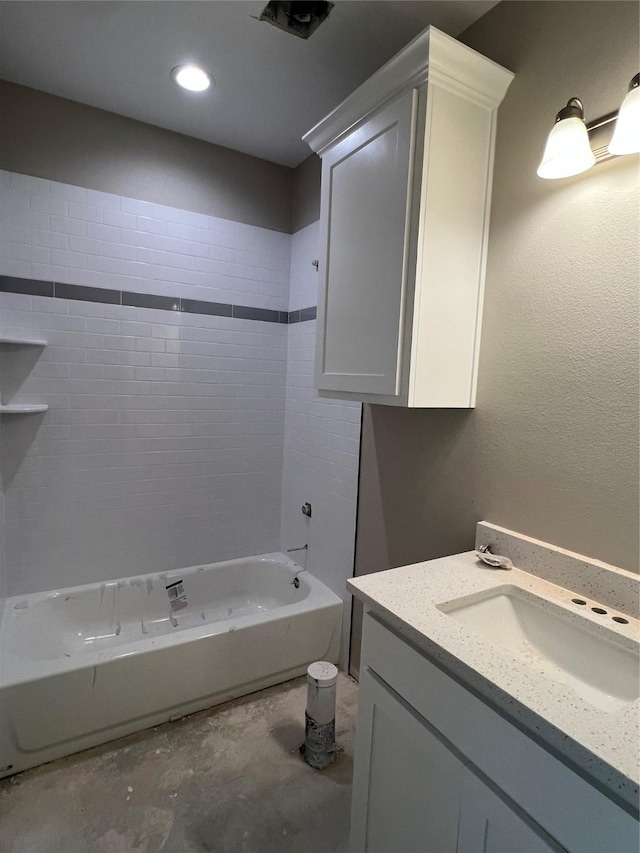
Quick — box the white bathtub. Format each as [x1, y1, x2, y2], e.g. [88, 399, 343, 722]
[0, 553, 342, 777]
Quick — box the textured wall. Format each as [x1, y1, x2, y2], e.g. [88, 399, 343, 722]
[281, 222, 361, 664]
[0, 171, 289, 594]
[355, 0, 640, 590]
[0, 81, 293, 233]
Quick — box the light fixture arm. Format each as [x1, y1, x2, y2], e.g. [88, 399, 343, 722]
[555, 97, 585, 123]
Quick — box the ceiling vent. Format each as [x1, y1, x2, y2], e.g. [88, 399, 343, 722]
[259, 1, 334, 39]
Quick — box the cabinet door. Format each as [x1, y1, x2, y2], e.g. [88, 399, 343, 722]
[457, 771, 562, 853]
[316, 89, 417, 396]
[350, 668, 464, 853]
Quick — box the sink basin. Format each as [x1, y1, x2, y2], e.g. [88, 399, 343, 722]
[438, 586, 639, 713]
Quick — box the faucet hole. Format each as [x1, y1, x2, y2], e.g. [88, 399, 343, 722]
[591, 607, 607, 615]
[612, 616, 629, 624]
[571, 598, 587, 605]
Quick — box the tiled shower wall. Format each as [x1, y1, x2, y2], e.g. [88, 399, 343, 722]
[0, 170, 289, 595]
[281, 222, 362, 656]
[0, 172, 362, 639]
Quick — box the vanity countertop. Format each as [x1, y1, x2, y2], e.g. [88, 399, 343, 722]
[348, 549, 640, 813]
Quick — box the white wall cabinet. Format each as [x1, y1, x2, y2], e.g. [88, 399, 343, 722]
[350, 612, 639, 853]
[303, 27, 513, 407]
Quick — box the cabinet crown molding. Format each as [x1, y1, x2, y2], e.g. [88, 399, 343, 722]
[302, 26, 514, 156]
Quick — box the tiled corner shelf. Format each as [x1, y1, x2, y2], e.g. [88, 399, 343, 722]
[0, 336, 47, 346]
[0, 334, 48, 414]
[0, 404, 49, 414]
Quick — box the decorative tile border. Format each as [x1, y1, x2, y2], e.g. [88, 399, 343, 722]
[0, 275, 316, 325]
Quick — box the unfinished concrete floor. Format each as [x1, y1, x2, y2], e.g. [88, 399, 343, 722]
[0, 672, 359, 853]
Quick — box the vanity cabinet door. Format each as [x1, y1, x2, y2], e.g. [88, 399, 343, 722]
[457, 771, 563, 853]
[350, 667, 464, 853]
[316, 89, 417, 397]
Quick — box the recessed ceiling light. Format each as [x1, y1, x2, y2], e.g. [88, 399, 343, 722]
[171, 65, 211, 93]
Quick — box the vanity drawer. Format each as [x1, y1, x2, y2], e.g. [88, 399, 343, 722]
[360, 610, 638, 853]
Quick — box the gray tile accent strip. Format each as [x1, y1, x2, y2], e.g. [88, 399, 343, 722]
[0, 275, 317, 325]
[232, 305, 281, 323]
[123, 292, 180, 311]
[180, 299, 232, 318]
[0, 275, 53, 298]
[55, 282, 120, 304]
[289, 306, 317, 324]
[298, 306, 317, 322]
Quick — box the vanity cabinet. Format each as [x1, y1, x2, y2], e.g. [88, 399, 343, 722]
[351, 611, 638, 853]
[303, 28, 513, 407]
[353, 668, 555, 853]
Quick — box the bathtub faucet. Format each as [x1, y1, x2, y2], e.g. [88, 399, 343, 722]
[287, 544, 308, 588]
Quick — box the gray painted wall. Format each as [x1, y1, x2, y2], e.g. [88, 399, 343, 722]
[0, 80, 293, 233]
[292, 154, 321, 234]
[354, 0, 639, 617]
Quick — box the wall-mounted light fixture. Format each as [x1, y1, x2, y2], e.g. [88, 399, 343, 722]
[537, 73, 640, 179]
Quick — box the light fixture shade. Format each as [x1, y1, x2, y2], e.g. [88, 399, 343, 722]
[608, 76, 640, 155]
[171, 65, 211, 92]
[537, 115, 596, 180]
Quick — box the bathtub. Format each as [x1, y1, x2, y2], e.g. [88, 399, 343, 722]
[0, 553, 342, 778]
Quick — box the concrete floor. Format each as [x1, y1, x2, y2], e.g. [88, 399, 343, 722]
[0, 673, 359, 853]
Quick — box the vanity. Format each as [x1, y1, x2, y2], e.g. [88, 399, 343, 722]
[347, 523, 640, 852]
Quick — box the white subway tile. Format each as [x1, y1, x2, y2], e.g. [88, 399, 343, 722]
[11, 243, 51, 264]
[86, 222, 119, 242]
[0, 207, 50, 231]
[3, 189, 30, 210]
[32, 229, 68, 250]
[49, 182, 87, 202]
[69, 235, 103, 255]
[0, 257, 31, 277]
[30, 195, 69, 217]
[85, 188, 120, 210]
[50, 249, 86, 268]
[0, 224, 32, 244]
[135, 216, 167, 236]
[51, 216, 86, 237]
[68, 202, 104, 223]
[103, 242, 137, 261]
[104, 209, 135, 229]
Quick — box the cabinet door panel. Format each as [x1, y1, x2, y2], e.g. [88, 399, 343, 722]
[457, 771, 562, 853]
[317, 90, 416, 396]
[350, 669, 463, 853]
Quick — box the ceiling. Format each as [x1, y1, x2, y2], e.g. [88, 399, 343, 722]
[0, 1, 498, 168]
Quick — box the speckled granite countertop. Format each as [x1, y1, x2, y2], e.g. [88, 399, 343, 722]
[348, 548, 640, 813]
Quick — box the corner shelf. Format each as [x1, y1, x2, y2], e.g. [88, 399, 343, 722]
[0, 336, 47, 346]
[0, 404, 49, 414]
